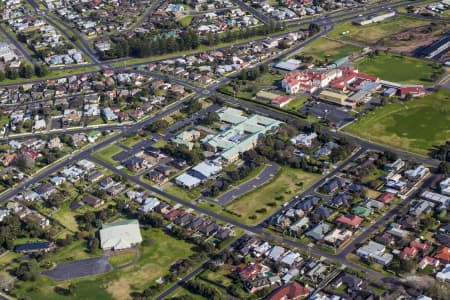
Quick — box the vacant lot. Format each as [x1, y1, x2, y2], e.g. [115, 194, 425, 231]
[226, 166, 321, 225]
[344, 89, 450, 155]
[329, 16, 431, 44]
[299, 37, 361, 62]
[355, 53, 442, 85]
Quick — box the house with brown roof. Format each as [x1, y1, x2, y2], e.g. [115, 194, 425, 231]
[265, 281, 310, 300]
[82, 194, 104, 208]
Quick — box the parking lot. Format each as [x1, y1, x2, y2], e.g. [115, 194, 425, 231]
[301, 101, 355, 128]
[42, 254, 112, 281]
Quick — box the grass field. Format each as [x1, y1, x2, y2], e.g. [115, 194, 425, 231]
[328, 16, 431, 44]
[15, 228, 196, 300]
[226, 166, 321, 225]
[355, 53, 442, 86]
[108, 251, 137, 268]
[283, 96, 309, 112]
[92, 144, 123, 165]
[299, 37, 361, 62]
[344, 89, 450, 155]
[119, 135, 143, 148]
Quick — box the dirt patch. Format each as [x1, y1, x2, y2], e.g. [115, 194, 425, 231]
[106, 263, 164, 299]
[384, 23, 450, 54]
[107, 279, 132, 300]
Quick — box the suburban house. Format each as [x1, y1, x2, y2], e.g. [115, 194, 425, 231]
[265, 281, 311, 300]
[356, 241, 393, 266]
[82, 194, 104, 208]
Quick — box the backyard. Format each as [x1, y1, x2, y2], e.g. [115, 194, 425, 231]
[344, 89, 450, 155]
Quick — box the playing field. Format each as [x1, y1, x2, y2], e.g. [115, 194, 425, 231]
[355, 54, 442, 86]
[299, 37, 361, 62]
[344, 90, 450, 156]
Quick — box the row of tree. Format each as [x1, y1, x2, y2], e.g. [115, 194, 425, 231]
[0, 64, 49, 81]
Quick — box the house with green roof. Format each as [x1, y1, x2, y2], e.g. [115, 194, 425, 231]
[352, 206, 372, 217]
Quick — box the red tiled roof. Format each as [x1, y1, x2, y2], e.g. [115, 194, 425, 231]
[419, 256, 439, 269]
[400, 247, 418, 259]
[238, 263, 263, 281]
[400, 86, 424, 95]
[336, 214, 363, 228]
[266, 282, 310, 300]
[410, 240, 430, 251]
[377, 192, 395, 203]
[435, 247, 450, 262]
[272, 96, 292, 105]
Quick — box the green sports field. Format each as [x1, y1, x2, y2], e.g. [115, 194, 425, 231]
[355, 54, 443, 86]
[344, 90, 450, 156]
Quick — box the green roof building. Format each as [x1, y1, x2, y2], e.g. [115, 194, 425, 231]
[352, 206, 372, 217]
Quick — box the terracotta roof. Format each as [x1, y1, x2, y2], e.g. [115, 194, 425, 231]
[266, 282, 310, 300]
[377, 192, 395, 203]
[435, 247, 450, 262]
[336, 214, 363, 228]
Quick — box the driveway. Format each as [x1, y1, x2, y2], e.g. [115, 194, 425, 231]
[42, 252, 113, 281]
[216, 163, 280, 206]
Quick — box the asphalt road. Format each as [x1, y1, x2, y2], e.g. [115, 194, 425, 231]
[215, 163, 281, 206]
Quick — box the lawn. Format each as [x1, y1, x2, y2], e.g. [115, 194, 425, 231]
[283, 96, 309, 112]
[51, 201, 80, 232]
[152, 140, 167, 148]
[108, 251, 137, 268]
[179, 16, 193, 27]
[15, 228, 196, 300]
[328, 16, 431, 44]
[225, 166, 321, 225]
[164, 183, 202, 201]
[355, 53, 442, 86]
[92, 144, 123, 165]
[119, 135, 143, 148]
[344, 89, 450, 156]
[299, 37, 361, 62]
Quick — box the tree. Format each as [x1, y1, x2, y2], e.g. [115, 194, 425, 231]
[308, 23, 320, 36]
[19, 64, 34, 78]
[0, 70, 5, 81]
[34, 64, 49, 77]
[146, 119, 169, 132]
[5, 66, 18, 79]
